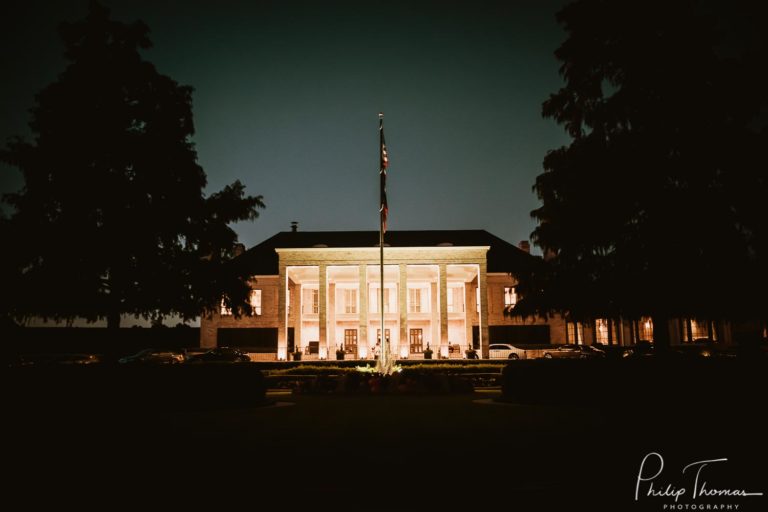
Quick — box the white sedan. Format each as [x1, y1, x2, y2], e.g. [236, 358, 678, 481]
[488, 343, 526, 360]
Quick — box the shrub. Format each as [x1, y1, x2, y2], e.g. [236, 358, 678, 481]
[499, 358, 765, 405]
[9, 364, 268, 411]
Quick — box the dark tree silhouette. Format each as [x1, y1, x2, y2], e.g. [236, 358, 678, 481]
[0, 2, 264, 328]
[519, 0, 767, 348]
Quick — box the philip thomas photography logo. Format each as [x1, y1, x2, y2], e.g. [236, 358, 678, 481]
[635, 452, 763, 510]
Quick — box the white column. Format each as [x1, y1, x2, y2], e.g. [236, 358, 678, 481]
[439, 263, 448, 358]
[478, 261, 489, 358]
[359, 264, 368, 358]
[430, 281, 439, 352]
[319, 264, 327, 359]
[328, 282, 336, 354]
[399, 263, 408, 359]
[292, 278, 301, 352]
[464, 281, 473, 351]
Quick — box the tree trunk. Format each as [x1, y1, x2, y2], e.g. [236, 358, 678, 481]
[651, 315, 670, 354]
[732, 319, 763, 356]
[107, 311, 121, 329]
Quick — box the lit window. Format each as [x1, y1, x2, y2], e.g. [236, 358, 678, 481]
[343, 289, 357, 314]
[409, 288, 422, 313]
[250, 289, 262, 316]
[448, 286, 463, 313]
[595, 319, 610, 344]
[220, 299, 232, 316]
[303, 288, 319, 314]
[371, 287, 390, 313]
[567, 322, 583, 344]
[504, 287, 517, 310]
[595, 319, 619, 344]
[687, 319, 715, 341]
[638, 317, 653, 342]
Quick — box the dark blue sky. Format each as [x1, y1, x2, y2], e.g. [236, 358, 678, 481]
[1, 0, 570, 251]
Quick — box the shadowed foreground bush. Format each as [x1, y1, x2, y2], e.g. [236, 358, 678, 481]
[8, 364, 268, 411]
[500, 358, 766, 405]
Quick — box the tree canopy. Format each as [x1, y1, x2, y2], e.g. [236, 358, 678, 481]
[518, 0, 767, 338]
[1, 1, 264, 327]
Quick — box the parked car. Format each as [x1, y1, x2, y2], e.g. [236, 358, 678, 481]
[592, 343, 637, 359]
[10, 353, 102, 367]
[118, 348, 186, 364]
[542, 344, 604, 359]
[488, 343, 524, 359]
[621, 340, 654, 358]
[185, 347, 251, 363]
[673, 339, 737, 358]
[620, 340, 738, 358]
[576, 345, 606, 358]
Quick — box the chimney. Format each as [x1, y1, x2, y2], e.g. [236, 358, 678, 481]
[290, 221, 298, 232]
[518, 240, 531, 253]
[232, 243, 245, 257]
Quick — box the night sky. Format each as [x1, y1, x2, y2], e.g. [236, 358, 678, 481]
[1, 0, 569, 251]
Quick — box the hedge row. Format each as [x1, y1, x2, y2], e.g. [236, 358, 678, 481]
[264, 363, 504, 376]
[8, 364, 268, 411]
[283, 370, 475, 395]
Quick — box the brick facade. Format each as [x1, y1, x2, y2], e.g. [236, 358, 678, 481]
[199, 230, 569, 359]
[200, 275, 280, 348]
[486, 273, 567, 343]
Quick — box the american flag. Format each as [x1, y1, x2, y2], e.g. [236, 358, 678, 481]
[379, 113, 389, 233]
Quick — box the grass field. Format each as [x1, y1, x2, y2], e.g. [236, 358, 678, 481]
[8, 385, 766, 510]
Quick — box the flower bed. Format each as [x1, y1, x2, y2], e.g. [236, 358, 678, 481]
[284, 370, 475, 395]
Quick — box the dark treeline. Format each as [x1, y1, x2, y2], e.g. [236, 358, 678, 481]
[0, 2, 264, 328]
[517, 0, 767, 348]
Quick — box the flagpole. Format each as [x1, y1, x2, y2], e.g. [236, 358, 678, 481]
[380, 192, 386, 370]
[378, 113, 388, 373]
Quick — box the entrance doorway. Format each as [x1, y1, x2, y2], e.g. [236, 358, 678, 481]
[344, 329, 358, 357]
[409, 328, 424, 353]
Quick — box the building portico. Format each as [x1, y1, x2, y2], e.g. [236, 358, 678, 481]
[276, 246, 489, 360]
[201, 229, 567, 358]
